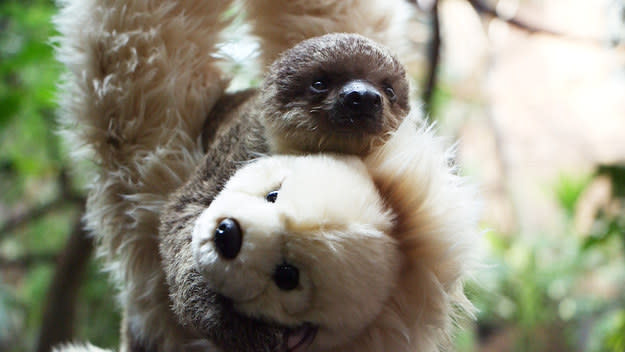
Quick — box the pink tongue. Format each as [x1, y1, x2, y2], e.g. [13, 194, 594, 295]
[287, 327, 314, 352]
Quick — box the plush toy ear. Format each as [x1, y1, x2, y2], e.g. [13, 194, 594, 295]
[363, 111, 481, 349]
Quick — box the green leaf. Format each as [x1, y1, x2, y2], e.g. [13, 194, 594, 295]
[0, 93, 21, 129]
[553, 173, 591, 216]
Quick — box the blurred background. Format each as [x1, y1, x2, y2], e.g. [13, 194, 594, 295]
[0, 0, 623, 351]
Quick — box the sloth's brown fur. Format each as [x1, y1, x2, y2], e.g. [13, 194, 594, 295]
[53, 0, 416, 351]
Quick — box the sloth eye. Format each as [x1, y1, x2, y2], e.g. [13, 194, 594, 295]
[266, 191, 278, 203]
[310, 80, 328, 93]
[384, 86, 397, 102]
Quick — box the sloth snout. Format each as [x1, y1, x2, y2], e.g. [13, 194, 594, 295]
[338, 80, 382, 115]
[214, 218, 242, 259]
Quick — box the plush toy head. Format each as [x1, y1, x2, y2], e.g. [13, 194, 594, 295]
[166, 113, 480, 352]
[192, 155, 401, 351]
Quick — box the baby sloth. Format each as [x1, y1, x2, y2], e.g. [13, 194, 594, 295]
[257, 33, 410, 155]
[162, 115, 481, 352]
[203, 33, 410, 158]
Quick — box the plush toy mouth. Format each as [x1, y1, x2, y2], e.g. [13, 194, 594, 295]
[285, 323, 318, 352]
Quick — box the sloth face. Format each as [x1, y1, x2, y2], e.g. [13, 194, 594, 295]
[191, 155, 400, 351]
[260, 33, 410, 155]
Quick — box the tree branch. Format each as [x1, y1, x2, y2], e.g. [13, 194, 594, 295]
[0, 253, 58, 268]
[0, 167, 84, 238]
[467, 0, 559, 35]
[423, 0, 441, 118]
[36, 207, 94, 352]
[0, 194, 84, 238]
[466, 0, 609, 45]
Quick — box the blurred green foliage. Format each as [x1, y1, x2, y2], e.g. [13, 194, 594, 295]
[554, 173, 591, 217]
[457, 172, 625, 352]
[0, 0, 119, 351]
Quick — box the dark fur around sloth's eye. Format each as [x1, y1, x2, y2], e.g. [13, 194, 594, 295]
[266, 191, 278, 203]
[384, 86, 397, 102]
[310, 79, 328, 94]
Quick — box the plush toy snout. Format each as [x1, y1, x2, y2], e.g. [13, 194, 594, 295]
[213, 217, 301, 291]
[273, 263, 300, 291]
[192, 155, 403, 349]
[213, 218, 243, 259]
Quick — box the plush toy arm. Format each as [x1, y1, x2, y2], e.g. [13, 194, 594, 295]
[54, 0, 236, 349]
[245, 0, 416, 67]
[362, 113, 481, 351]
[53, 343, 113, 352]
[55, 0, 234, 167]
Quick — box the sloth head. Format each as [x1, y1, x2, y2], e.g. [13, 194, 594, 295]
[259, 33, 410, 155]
[191, 155, 400, 351]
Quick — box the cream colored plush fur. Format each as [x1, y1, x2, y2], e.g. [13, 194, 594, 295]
[54, 0, 417, 351]
[361, 115, 480, 352]
[190, 113, 480, 352]
[53, 344, 111, 352]
[192, 155, 400, 351]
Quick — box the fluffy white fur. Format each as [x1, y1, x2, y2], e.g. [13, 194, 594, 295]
[53, 344, 112, 352]
[190, 113, 480, 352]
[193, 155, 399, 350]
[361, 115, 481, 352]
[53, 0, 416, 350]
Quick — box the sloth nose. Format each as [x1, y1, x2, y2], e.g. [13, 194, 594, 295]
[339, 81, 382, 114]
[273, 263, 300, 291]
[214, 218, 242, 259]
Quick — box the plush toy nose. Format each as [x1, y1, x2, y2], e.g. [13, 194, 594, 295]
[214, 218, 242, 259]
[273, 263, 300, 291]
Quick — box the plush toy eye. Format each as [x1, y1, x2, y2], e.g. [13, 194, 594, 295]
[266, 191, 278, 203]
[310, 79, 328, 93]
[384, 86, 397, 102]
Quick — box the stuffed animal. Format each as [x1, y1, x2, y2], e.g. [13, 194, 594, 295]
[187, 155, 401, 352]
[53, 0, 481, 351]
[57, 110, 480, 352]
[159, 113, 481, 352]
